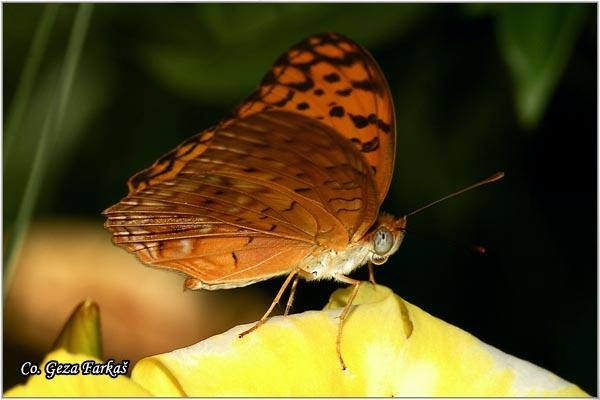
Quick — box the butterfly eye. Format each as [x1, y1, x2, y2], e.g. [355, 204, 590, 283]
[373, 228, 394, 256]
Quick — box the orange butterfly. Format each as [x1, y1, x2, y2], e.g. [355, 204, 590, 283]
[104, 32, 500, 369]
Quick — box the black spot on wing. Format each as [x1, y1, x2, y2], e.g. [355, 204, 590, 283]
[361, 137, 380, 152]
[376, 119, 391, 133]
[329, 106, 345, 117]
[323, 72, 341, 83]
[351, 79, 382, 95]
[286, 78, 314, 92]
[282, 201, 297, 212]
[349, 113, 369, 129]
[348, 112, 392, 134]
[335, 88, 352, 96]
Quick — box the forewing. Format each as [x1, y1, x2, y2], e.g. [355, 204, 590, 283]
[104, 110, 380, 288]
[234, 32, 396, 203]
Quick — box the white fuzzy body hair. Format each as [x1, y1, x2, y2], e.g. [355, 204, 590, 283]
[298, 242, 372, 281]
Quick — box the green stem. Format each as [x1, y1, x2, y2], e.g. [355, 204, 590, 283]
[4, 4, 94, 297]
[4, 4, 59, 154]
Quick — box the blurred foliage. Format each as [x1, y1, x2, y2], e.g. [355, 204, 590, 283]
[463, 3, 589, 129]
[4, 4, 94, 292]
[141, 4, 431, 102]
[495, 4, 587, 129]
[3, 3, 596, 394]
[5, 4, 58, 153]
[4, 52, 112, 233]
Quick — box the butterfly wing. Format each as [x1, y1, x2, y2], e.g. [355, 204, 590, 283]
[234, 32, 396, 205]
[104, 110, 380, 289]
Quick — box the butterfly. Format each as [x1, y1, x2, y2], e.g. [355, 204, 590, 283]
[104, 32, 501, 369]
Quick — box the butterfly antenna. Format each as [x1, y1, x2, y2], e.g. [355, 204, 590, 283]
[404, 171, 504, 218]
[395, 225, 488, 255]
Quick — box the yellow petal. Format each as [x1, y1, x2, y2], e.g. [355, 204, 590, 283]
[4, 349, 150, 397]
[132, 284, 588, 397]
[52, 299, 103, 358]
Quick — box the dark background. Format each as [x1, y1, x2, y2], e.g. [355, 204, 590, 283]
[4, 3, 597, 394]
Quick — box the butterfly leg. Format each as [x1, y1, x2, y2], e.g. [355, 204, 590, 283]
[238, 270, 298, 339]
[367, 261, 377, 285]
[334, 274, 362, 370]
[284, 274, 300, 316]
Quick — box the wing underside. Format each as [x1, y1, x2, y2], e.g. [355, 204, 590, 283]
[104, 111, 379, 288]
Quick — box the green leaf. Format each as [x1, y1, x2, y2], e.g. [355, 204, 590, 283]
[3, 4, 94, 295]
[496, 4, 587, 129]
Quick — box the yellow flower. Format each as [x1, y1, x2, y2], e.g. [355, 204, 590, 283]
[5, 285, 588, 397]
[5, 349, 150, 397]
[5, 300, 149, 397]
[132, 284, 587, 397]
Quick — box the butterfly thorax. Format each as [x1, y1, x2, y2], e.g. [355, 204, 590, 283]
[299, 241, 372, 280]
[299, 213, 406, 281]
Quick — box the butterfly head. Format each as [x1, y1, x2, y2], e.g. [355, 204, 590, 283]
[368, 214, 407, 265]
